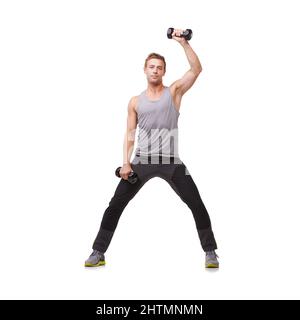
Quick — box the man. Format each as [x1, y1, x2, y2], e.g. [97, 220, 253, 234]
[85, 29, 219, 268]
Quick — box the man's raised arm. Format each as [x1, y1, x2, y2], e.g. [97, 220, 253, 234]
[171, 28, 202, 96]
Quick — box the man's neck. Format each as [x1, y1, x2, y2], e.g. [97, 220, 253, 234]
[146, 83, 165, 95]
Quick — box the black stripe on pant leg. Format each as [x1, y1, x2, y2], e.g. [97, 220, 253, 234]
[168, 163, 218, 251]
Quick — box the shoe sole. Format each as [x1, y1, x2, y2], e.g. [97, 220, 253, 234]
[206, 263, 219, 268]
[85, 261, 106, 267]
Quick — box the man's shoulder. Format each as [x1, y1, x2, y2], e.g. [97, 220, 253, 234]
[128, 95, 140, 113]
[168, 83, 178, 95]
[130, 95, 139, 103]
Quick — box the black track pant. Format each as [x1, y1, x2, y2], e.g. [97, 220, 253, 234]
[92, 156, 217, 253]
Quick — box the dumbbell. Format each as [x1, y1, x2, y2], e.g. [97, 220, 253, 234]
[115, 167, 139, 184]
[167, 28, 193, 41]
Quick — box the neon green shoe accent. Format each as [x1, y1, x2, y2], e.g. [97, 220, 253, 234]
[85, 260, 106, 267]
[206, 263, 219, 268]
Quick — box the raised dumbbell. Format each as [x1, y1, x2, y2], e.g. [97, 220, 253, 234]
[115, 167, 139, 184]
[167, 28, 193, 41]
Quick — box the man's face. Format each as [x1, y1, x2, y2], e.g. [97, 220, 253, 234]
[144, 58, 165, 84]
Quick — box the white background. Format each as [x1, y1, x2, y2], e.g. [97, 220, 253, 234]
[1, 0, 300, 299]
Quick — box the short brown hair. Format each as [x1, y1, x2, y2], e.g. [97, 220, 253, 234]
[144, 52, 166, 72]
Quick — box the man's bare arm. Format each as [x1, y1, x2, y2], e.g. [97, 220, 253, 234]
[170, 29, 202, 96]
[123, 96, 138, 165]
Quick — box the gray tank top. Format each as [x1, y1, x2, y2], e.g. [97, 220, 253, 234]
[134, 86, 180, 159]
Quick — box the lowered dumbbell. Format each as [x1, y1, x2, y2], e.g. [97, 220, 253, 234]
[167, 28, 193, 41]
[115, 167, 139, 184]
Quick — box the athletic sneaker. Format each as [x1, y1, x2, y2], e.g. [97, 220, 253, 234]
[205, 250, 219, 268]
[85, 250, 106, 267]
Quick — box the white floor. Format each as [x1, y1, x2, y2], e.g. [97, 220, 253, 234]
[1, 176, 300, 300]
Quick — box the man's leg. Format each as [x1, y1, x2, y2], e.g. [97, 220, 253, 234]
[166, 162, 218, 252]
[92, 171, 147, 253]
